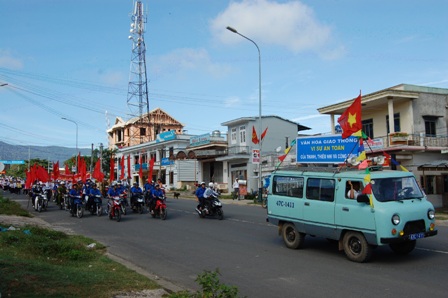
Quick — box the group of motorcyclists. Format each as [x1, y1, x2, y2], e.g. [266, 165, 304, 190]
[20, 176, 224, 219]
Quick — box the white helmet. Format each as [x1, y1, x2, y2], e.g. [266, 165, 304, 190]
[209, 182, 214, 188]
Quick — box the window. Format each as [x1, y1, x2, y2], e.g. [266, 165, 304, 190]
[306, 178, 335, 202]
[362, 119, 374, 139]
[231, 128, 237, 144]
[386, 113, 401, 134]
[140, 127, 146, 136]
[423, 116, 437, 137]
[421, 175, 436, 195]
[273, 176, 304, 198]
[239, 125, 246, 144]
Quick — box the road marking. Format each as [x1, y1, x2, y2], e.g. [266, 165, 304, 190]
[416, 247, 448, 254]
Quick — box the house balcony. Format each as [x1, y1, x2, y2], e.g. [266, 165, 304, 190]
[227, 146, 250, 155]
[366, 132, 448, 152]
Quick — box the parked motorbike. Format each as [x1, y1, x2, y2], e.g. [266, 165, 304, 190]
[196, 193, 224, 220]
[108, 196, 122, 222]
[132, 193, 145, 214]
[151, 195, 167, 220]
[34, 192, 48, 213]
[71, 195, 84, 218]
[87, 194, 103, 216]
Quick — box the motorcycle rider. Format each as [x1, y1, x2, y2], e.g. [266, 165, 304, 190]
[69, 183, 82, 215]
[56, 181, 68, 207]
[89, 183, 102, 211]
[203, 182, 219, 214]
[195, 182, 207, 212]
[130, 182, 143, 209]
[107, 182, 121, 214]
[31, 181, 44, 209]
[150, 184, 164, 215]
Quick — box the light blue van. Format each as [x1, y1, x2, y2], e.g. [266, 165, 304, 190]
[266, 167, 438, 262]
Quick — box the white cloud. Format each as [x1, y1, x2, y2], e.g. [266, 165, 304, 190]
[151, 48, 232, 79]
[224, 96, 241, 107]
[292, 114, 327, 122]
[211, 0, 333, 53]
[0, 49, 24, 69]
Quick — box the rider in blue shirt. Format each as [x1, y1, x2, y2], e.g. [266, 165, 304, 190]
[69, 184, 82, 215]
[89, 183, 102, 205]
[130, 182, 143, 208]
[195, 182, 207, 212]
[150, 184, 164, 214]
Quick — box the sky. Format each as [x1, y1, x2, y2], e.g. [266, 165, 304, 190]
[1, 0, 447, 158]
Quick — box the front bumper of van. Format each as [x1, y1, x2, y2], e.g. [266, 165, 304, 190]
[380, 230, 438, 244]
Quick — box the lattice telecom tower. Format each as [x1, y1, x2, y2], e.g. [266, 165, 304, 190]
[127, 0, 150, 144]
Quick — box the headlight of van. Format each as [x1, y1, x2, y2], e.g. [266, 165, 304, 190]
[391, 214, 400, 225]
[428, 209, 435, 220]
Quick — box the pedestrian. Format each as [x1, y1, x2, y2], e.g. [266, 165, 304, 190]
[232, 178, 240, 200]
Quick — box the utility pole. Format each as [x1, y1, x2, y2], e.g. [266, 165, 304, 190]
[90, 143, 94, 172]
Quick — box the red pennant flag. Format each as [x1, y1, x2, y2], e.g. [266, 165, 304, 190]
[120, 156, 125, 180]
[252, 126, 259, 144]
[127, 155, 131, 179]
[362, 183, 372, 194]
[110, 157, 115, 183]
[337, 93, 362, 139]
[139, 154, 143, 179]
[53, 161, 60, 181]
[148, 157, 155, 183]
[278, 154, 287, 162]
[65, 163, 70, 174]
[261, 127, 268, 141]
[93, 159, 104, 182]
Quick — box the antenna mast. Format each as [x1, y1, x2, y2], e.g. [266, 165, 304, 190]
[127, 0, 150, 144]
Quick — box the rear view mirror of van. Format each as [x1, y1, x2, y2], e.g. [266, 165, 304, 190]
[357, 194, 370, 204]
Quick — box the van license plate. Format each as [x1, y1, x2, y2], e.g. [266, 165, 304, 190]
[409, 233, 424, 240]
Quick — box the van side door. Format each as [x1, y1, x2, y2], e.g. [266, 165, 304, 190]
[302, 178, 336, 238]
[335, 179, 376, 238]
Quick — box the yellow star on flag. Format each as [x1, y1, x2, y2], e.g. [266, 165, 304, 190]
[348, 112, 357, 127]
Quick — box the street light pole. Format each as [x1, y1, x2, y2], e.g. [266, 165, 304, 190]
[61, 117, 78, 172]
[226, 26, 263, 202]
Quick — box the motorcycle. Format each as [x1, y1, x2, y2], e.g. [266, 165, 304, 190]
[63, 194, 70, 211]
[71, 195, 84, 218]
[34, 192, 48, 213]
[119, 193, 128, 215]
[196, 193, 224, 220]
[132, 193, 145, 214]
[87, 194, 103, 216]
[151, 195, 167, 220]
[107, 196, 122, 222]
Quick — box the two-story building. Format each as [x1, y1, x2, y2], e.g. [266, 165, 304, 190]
[318, 84, 448, 207]
[217, 116, 310, 194]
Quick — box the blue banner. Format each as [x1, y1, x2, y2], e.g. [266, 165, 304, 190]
[156, 131, 176, 143]
[0, 160, 25, 164]
[296, 135, 359, 163]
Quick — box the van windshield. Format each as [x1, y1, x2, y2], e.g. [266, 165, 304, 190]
[371, 177, 424, 202]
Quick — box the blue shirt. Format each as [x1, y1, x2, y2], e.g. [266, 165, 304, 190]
[151, 188, 164, 198]
[89, 188, 102, 197]
[131, 186, 143, 194]
[69, 188, 81, 197]
[107, 187, 121, 197]
[195, 186, 206, 199]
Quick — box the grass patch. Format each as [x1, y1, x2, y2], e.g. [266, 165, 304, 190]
[0, 195, 32, 217]
[0, 225, 160, 297]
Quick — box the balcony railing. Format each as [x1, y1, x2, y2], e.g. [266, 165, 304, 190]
[227, 146, 250, 155]
[367, 133, 448, 150]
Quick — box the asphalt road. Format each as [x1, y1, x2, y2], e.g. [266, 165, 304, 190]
[4, 192, 448, 298]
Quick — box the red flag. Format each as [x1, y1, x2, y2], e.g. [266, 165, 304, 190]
[337, 93, 362, 139]
[252, 126, 259, 144]
[65, 163, 70, 174]
[261, 127, 268, 141]
[148, 157, 155, 183]
[127, 155, 131, 179]
[120, 156, 125, 180]
[362, 183, 372, 194]
[278, 154, 287, 162]
[53, 161, 60, 181]
[92, 159, 104, 181]
[110, 157, 115, 183]
[78, 156, 87, 182]
[36, 165, 49, 182]
[139, 154, 143, 179]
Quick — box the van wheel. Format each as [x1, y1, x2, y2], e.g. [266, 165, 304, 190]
[342, 231, 372, 263]
[282, 223, 305, 249]
[389, 240, 416, 255]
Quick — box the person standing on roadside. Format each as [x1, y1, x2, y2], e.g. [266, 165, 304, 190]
[232, 178, 240, 200]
